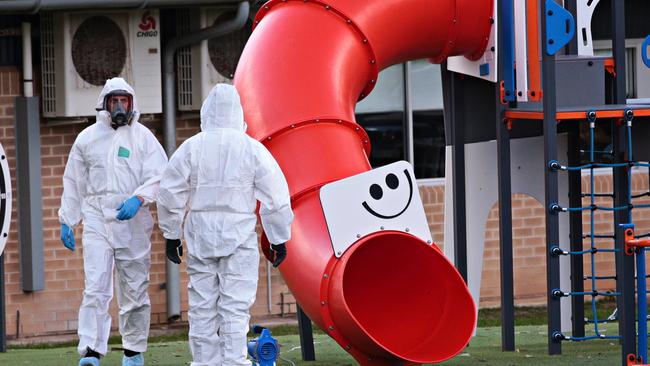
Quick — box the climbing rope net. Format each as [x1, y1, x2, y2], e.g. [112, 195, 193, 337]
[546, 109, 650, 361]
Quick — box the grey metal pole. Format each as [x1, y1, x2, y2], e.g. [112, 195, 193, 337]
[495, 0, 514, 352]
[403, 62, 414, 165]
[21, 22, 33, 97]
[567, 121, 585, 338]
[161, 0, 249, 321]
[540, 0, 561, 355]
[564, 0, 585, 339]
[266, 260, 272, 314]
[297, 305, 315, 361]
[440, 65, 469, 284]
[609, 1, 635, 364]
[0, 253, 6, 353]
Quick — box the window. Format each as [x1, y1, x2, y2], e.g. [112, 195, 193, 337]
[587, 45, 638, 163]
[410, 60, 445, 179]
[356, 64, 406, 168]
[579, 121, 615, 164]
[355, 61, 446, 179]
[413, 110, 445, 178]
[594, 46, 637, 99]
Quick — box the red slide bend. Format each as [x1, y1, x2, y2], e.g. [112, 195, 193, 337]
[234, 1, 494, 364]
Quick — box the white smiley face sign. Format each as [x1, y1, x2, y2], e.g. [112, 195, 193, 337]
[320, 160, 433, 258]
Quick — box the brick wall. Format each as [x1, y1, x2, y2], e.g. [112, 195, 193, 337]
[419, 171, 650, 308]
[3, 63, 650, 338]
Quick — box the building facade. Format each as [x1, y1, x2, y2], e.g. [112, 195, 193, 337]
[1, 0, 650, 340]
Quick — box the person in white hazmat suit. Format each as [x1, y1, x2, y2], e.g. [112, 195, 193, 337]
[58, 78, 168, 366]
[157, 84, 293, 366]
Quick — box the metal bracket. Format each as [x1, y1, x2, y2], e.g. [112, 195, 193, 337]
[545, 0, 575, 56]
[625, 109, 634, 125]
[499, 81, 508, 105]
[547, 160, 561, 171]
[622, 224, 650, 256]
[587, 110, 597, 124]
[549, 245, 565, 256]
[628, 354, 649, 366]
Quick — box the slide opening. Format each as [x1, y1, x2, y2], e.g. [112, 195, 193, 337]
[341, 232, 475, 362]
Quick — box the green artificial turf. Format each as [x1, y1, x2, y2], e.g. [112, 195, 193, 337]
[0, 324, 626, 365]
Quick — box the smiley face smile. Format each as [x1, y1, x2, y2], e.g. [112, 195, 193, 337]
[361, 169, 414, 219]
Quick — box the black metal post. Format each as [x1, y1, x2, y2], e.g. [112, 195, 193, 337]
[441, 66, 468, 282]
[451, 73, 468, 283]
[615, 218, 636, 365]
[0, 253, 6, 353]
[496, 105, 515, 352]
[296, 305, 315, 361]
[610, 0, 627, 104]
[494, 0, 515, 351]
[565, 0, 578, 55]
[568, 121, 585, 338]
[609, 1, 635, 365]
[540, 0, 562, 355]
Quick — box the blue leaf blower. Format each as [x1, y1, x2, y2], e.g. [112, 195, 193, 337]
[248, 325, 279, 366]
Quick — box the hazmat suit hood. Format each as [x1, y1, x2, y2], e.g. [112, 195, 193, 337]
[200, 84, 247, 132]
[95, 77, 140, 126]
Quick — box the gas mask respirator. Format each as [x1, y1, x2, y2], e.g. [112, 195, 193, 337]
[111, 100, 129, 126]
[100, 90, 134, 129]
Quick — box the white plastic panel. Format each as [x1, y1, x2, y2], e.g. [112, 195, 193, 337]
[320, 161, 433, 258]
[514, 0, 529, 101]
[443, 135, 572, 333]
[0, 143, 12, 255]
[447, 2, 498, 82]
[577, 0, 601, 56]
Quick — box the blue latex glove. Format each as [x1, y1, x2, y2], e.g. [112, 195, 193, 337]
[61, 223, 75, 251]
[116, 196, 143, 221]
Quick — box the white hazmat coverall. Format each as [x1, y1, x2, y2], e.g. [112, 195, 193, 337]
[58, 78, 168, 356]
[157, 84, 293, 366]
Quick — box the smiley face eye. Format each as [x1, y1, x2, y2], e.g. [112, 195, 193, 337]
[386, 173, 399, 190]
[369, 184, 383, 200]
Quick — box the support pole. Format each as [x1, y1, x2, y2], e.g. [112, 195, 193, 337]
[450, 72, 468, 283]
[297, 305, 315, 361]
[540, 0, 562, 355]
[403, 62, 414, 165]
[565, 0, 578, 55]
[568, 121, 585, 338]
[608, 2, 635, 365]
[495, 0, 515, 352]
[496, 106, 515, 352]
[0, 253, 5, 353]
[616, 220, 636, 365]
[636, 248, 647, 363]
[441, 65, 468, 283]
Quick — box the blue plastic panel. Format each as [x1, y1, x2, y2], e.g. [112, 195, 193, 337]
[545, 0, 575, 56]
[501, 0, 516, 102]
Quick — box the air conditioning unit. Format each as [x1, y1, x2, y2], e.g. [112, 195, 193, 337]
[40, 10, 162, 118]
[176, 7, 251, 111]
